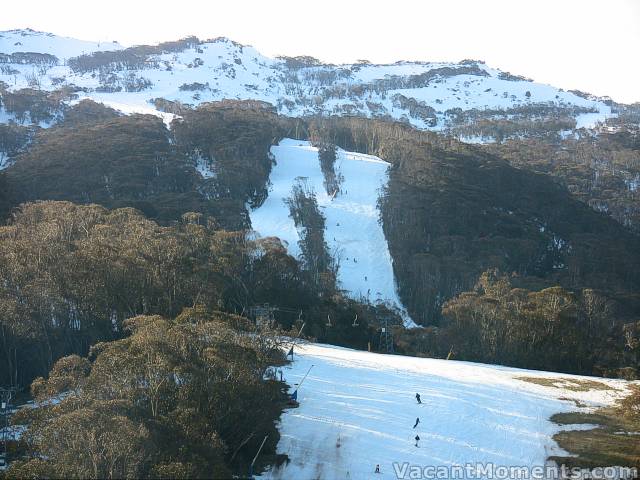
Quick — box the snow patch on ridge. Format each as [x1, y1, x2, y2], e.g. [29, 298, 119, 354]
[0, 151, 10, 170]
[0, 30, 616, 135]
[0, 28, 123, 58]
[249, 139, 416, 327]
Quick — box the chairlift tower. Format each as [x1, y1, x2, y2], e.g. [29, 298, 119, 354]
[247, 304, 303, 329]
[248, 303, 276, 328]
[378, 316, 394, 354]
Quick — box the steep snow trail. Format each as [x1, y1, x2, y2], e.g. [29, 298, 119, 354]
[249, 139, 415, 327]
[261, 343, 629, 480]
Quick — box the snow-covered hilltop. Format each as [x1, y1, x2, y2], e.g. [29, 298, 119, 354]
[0, 28, 122, 58]
[0, 29, 614, 133]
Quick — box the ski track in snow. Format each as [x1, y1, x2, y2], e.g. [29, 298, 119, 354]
[260, 343, 629, 480]
[249, 139, 416, 327]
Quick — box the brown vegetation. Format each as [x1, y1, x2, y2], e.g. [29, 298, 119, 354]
[7, 310, 287, 478]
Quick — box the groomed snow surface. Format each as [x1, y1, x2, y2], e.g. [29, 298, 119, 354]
[249, 139, 415, 327]
[261, 343, 630, 480]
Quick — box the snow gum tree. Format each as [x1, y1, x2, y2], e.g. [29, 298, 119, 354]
[8, 309, 287, 479]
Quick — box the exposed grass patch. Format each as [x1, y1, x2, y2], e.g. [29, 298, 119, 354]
[549, 408, 640, 470]
[558, 396, 588, 408]
[517, 376, 615, 392]
[518, 376, 640, 469]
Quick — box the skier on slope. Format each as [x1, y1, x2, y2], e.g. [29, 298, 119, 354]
[415, 393, 421, 404]
[413, 417, 420, 429]
[375, 464, 380, 474]
[414, 434, 420, 447]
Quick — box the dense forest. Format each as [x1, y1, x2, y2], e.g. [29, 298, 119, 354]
[0, 201, 387, 477]
[0, 98, 299, 228]
[395, 270, 639, 378]
[305, 116, 640, 377]
[483, 129, 640, 234]
[0, 98, 639, 476]
[0, 101, 639, 378]
[7, 310, 288, 478]
[0, 201, 384, 388]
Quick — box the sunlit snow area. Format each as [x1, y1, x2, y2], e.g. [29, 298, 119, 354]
[250, 139, 415, 327]
[0, 29, 615, 136]
[260, 343, 630, 480]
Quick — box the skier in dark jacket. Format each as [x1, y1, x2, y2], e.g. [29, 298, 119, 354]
[414, 434, 420, 447]
[413, 417, 420, 428]
[375, 464, 380, 474]
[415, 393, 421, 404]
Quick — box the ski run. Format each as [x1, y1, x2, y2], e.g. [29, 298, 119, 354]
[249, 139, 416, 327]
[260, 343, 633, 480]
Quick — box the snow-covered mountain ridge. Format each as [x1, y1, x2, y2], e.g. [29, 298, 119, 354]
[0, 29, 615, 133]
[0, 28, 123, 58]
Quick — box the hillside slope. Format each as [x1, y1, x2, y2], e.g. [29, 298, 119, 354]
[250, 139, 413, 326]
[0, 28, 122, 57]
[262, 343, 633, 479]
[0, 29, 614, 135]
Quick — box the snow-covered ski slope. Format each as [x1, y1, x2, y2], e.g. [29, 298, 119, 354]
[250, 139, 415, 326]
[0, 29, 614, 132]
[262, 343, 632, 480]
